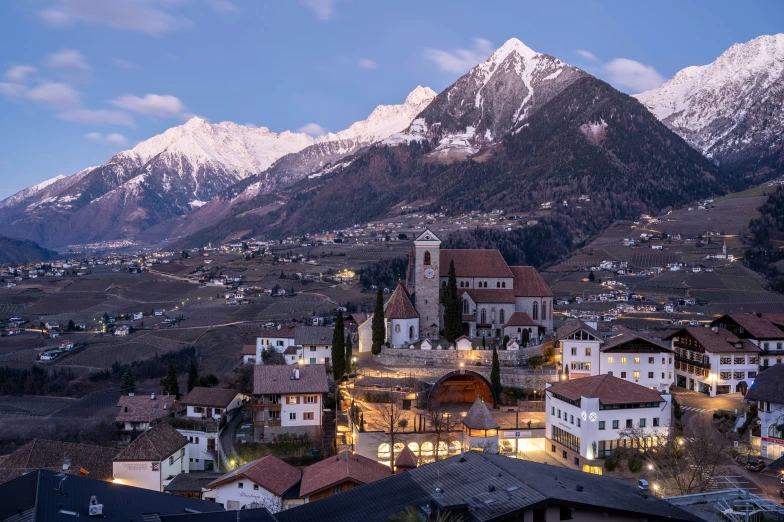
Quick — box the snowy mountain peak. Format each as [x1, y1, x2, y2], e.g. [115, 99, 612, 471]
[405, 86, 437, 106]
[488, 37, 540, 64]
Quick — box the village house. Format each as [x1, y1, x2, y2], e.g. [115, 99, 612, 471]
[745, 364, 784, 461]
[241, 344, 256, 364]
[112, 422, 189, 491]
[665, 326, 761, 396]
[546, 374, 672, 473]
[297, 451, 391, 503]
[251, 364, 329, 442]
[0, 439, 117, 485]
[164, 471, 223, 499]
[115, 393, 178, 443]
[710, 313, 784, 369]
[292, 326, 334, 365]
[254, 325, 297, 360]
[202, 455, 301, 512]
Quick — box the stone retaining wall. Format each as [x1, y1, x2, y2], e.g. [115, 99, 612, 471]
[377, 344, 542, 367]
[363, 364, 556, 390]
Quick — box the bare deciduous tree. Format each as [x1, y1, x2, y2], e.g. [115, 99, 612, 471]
[377, 399, 409, 473]
[424, 398, 462, 461]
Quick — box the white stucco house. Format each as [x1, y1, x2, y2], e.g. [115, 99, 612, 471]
[112, 422, 189, 491]
[202, 455, 301, 512]
[746, 364, 784, 461]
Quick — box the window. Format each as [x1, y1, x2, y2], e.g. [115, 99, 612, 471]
[577, 418, 581, 427]
[552, 426, 580, 452]
[734, 357, 745, 364]
[648, 357, 654, 364]
[194, 406, 204, 413]
[502, 282, 506, 288]
[409, 326, 415, 339]
[626, 419, 633, 428]
[720, 357, 731, 364]
[542, 302, 547, 321]
[557, 409, 561, 419]
[653, 417, 659, 427]
[633, 371, 640, 379]
[585, 348, 592, 356]
[634, 357, 641, 364]
[571, 348, 577, 356]
[621, 357, 627, 364]
[395, 324, 400, 333]
[621, 372, 627, 378]
[532, 302, 538, 320]
[254, 484, 259, 490]
[599, 421, 605, 430]
[662, 357, 666, 364]
[764, 342, 770, 350]
[169, 456, 174, 465]
[309, 358, 316, 364]
[310, 346, 316, 351]
[612, 420, 619, 429]
[499, 309, 505, 324]
[424, 251, 431, 265]
[535, 508, 547, 522]
[552, 407, 555, 415]
[639, 418, 646, 427]
[734, 371, 745, 379]
[563, 451, 568, 459]
[560, 506, 573, 521]
[306, 395, 315, 404]
[238, 482, 243, 489]
[481, 309, 487, 324]
[607, 356, 614, 364]
[289, 412, 296, 420]
[276, 340, 284, 346]
[463, 300, 468, 314]
[304, 412, 314, 420]
[720, 371, 731, 379]
[570, 415, 574, 424]
[749, 371, 757, 378]
[648, 372, 654, 378]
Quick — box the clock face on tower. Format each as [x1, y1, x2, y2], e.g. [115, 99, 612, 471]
[424, 268, 435, 279]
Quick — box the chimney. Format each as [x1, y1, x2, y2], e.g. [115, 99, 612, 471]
[151, 393, 155, 400]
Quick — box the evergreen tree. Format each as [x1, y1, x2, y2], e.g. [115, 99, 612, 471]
[491, 345, 501, 402]
[345, 333, 353, 373]
[161, 361, 180, 398]
[187, 360, 198, 392]
[588, 270, 596, 282]
[120, 369, 136, 395]
[443, 260, 462, 342]
[331, 310, 345, 380]
[371, 286, 385, 355]
[67, 319, 76, 331]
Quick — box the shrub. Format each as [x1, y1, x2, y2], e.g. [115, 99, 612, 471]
[604, 455, 619, 472]
[628, 457, 643, 473]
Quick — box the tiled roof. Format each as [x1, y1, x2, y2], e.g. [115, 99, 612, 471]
[257, 326, 297, 339]
[510, 266, 553, 297]
[504, 311, 537, 327]
[299, 451, 391, 498]
[746, 364, 784, 404]
[394, 446, 418, 469]
[439, 250, 513, 278]
[462, 288, 516, 304]
[253, 364, 329, 395]
[206, 455, 301, 496]
[347, 313, 369, 324]
[556, 319, 603, 342]
[295, 326, 334, 346]
[384, 284, 419, 319]
[0, 439, 116, 485]
[761, 313, 784, 329]
[181, 387, 242, 408]
[241, 344, 256, 355]
[165, 471, 223, 493]
[715, 314, 784, 339]
[462, 398, 499, 430]
[601, 326, 671, 352]
[283, 345, 298, 355]
[116, 393, 177, 422]
[114, 422, 188, 462]
[547, 374, 665, 405]
[664, 327, 760, 354]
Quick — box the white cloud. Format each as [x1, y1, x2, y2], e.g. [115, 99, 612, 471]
[576, 49, 598, 61]
[358, 58, 377, 70]
[84, 132, 130, 145]
[5, 65, 37, 83]
[206, 0, 239, 13]
[244, 123, 258, 128]
[45, 48, 92, 72]
[26, 82, 82, 109]
[85, 131, 102, 141]
[424, 38, 494, 74]
[603, 58, 665, 93]
[0, 82, 28, 98]
[110, 93, 190, 119]
[301, 0, 334, 21]
[60, 109, 135, 126]
[111, 58, 138, 69]
[297, 123, 327, 137]
[38, 0, 189, 35]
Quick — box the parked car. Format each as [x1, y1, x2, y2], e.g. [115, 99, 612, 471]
[745, 458, 766, 472]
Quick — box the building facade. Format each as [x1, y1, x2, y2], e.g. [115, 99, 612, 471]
[745, 364, 784, 461]
[711, 313, 784, 370]
[203, 455, 300, 512]
[112, 423, 189, 491]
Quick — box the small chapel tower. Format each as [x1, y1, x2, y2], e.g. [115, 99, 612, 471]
[413, 228, 441, 340]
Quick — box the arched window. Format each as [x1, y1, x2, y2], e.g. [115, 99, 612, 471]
[542, 302, 547, 321]
[532, 302, 538, 320]
[424, 251, 431, 266]
[502, 281, 506, 288]
[491, 308, 496, 323]
[484, 282, 488, 288]
[395, 324, 401, 333]
[499, 309, 505, 324]
[409, 326, 415, 339]
[480, 309, 487, 324]
[462, 299, 468, 314]
[496, 282, 501, 288]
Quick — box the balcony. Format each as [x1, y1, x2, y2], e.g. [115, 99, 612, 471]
[249, 403, 281, 412]
[253, 419, 281, 428]
[675, 353, 710, 370]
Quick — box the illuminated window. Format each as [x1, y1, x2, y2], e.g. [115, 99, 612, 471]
[607, 357, 614, 364]
[634, 357, 641, 364]
[621, 357, 627, 364]
[633, 371, 640, 379]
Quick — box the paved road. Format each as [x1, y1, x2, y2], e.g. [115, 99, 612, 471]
[218, 405, 245, 471]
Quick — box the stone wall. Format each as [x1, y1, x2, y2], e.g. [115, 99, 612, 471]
[377, 344, 542, 367]
[260, 425, 321, 444]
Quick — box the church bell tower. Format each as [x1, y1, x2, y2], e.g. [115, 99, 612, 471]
[413, 229, 441, 340]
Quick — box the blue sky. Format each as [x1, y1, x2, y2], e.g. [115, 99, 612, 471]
[0, 0, 781, 196]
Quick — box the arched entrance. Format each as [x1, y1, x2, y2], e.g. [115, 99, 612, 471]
[427, 370, 496, 408]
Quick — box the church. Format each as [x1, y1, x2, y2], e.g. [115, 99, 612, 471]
[363, 229, 553, 350]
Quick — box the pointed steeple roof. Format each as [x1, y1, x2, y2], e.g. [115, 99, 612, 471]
[462, 398, 499, 431]
[384, 283, 419, 320]
[395, 446, 418, 469]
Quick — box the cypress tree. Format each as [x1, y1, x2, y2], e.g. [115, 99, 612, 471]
[371, 286, 385, 355]
[120, 369, 136, 395]
[345, 333, 353, 374]
[443, 260, 462, 342]
[161, 361, 180, 399]
[187, 360, 198, 392]
[491, 345, 501, 403]
[331, 310, 345, 380]
[588, 270, 596, 282]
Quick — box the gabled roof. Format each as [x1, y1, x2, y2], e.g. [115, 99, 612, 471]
[600, 326, 671, 352]
[746, 364, 784, 404]
[253, 364, 330, 395]
[509, 266, 553, 297]
[299, 451, 391, 498]
[295, 326, 334, 346]
[0, 439, 116, 485]
[462, 288, 516, 304]
[462, 398, 499, 430]
[440, 249, 513, 278]
[257, 325, 297, 339]
[241, 344, 256, 355]
[116, 393, 177, 422]
[414, 228, 441, 243]
[394, 446, 418, 469]
[384, 284, 419, 319]
[547, 375, 665, 405]
[165, 471, 223, 493]
[713, 314, 784, 339]
[663, 327, 760, 354]
[206, 455, 300, 496]
[113, 422, 188, 462]
[556, 319, 603, 342]
[181, 387, 242, 409]
[504, 311, 537, 327]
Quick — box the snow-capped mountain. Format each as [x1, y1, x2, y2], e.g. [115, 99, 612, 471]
[384, 38, 585, 159]
[634, 34, 784, 175]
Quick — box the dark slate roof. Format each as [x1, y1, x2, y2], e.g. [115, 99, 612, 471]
[181, 387, 242, 409]
[0, 469, 224, 522]
[601, 326, 672, 352]
[746, 363, 784, 403]
[275, 452, 703, 522]
[440, 250, 514, 278]
[509, 266, 554, 297]
[253, 364, 329, 395]
[0, 439, 116, 485]
[384, 284, 419, 320]
[556, 319, 603, 342]
[164, 471, 223, 493]
[113, 422, 188, 461]
[462, 399, 499, 430]
[294, 326, 334, 346]
[547, 375, 665, 405]
[161, 509, 278, 522]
